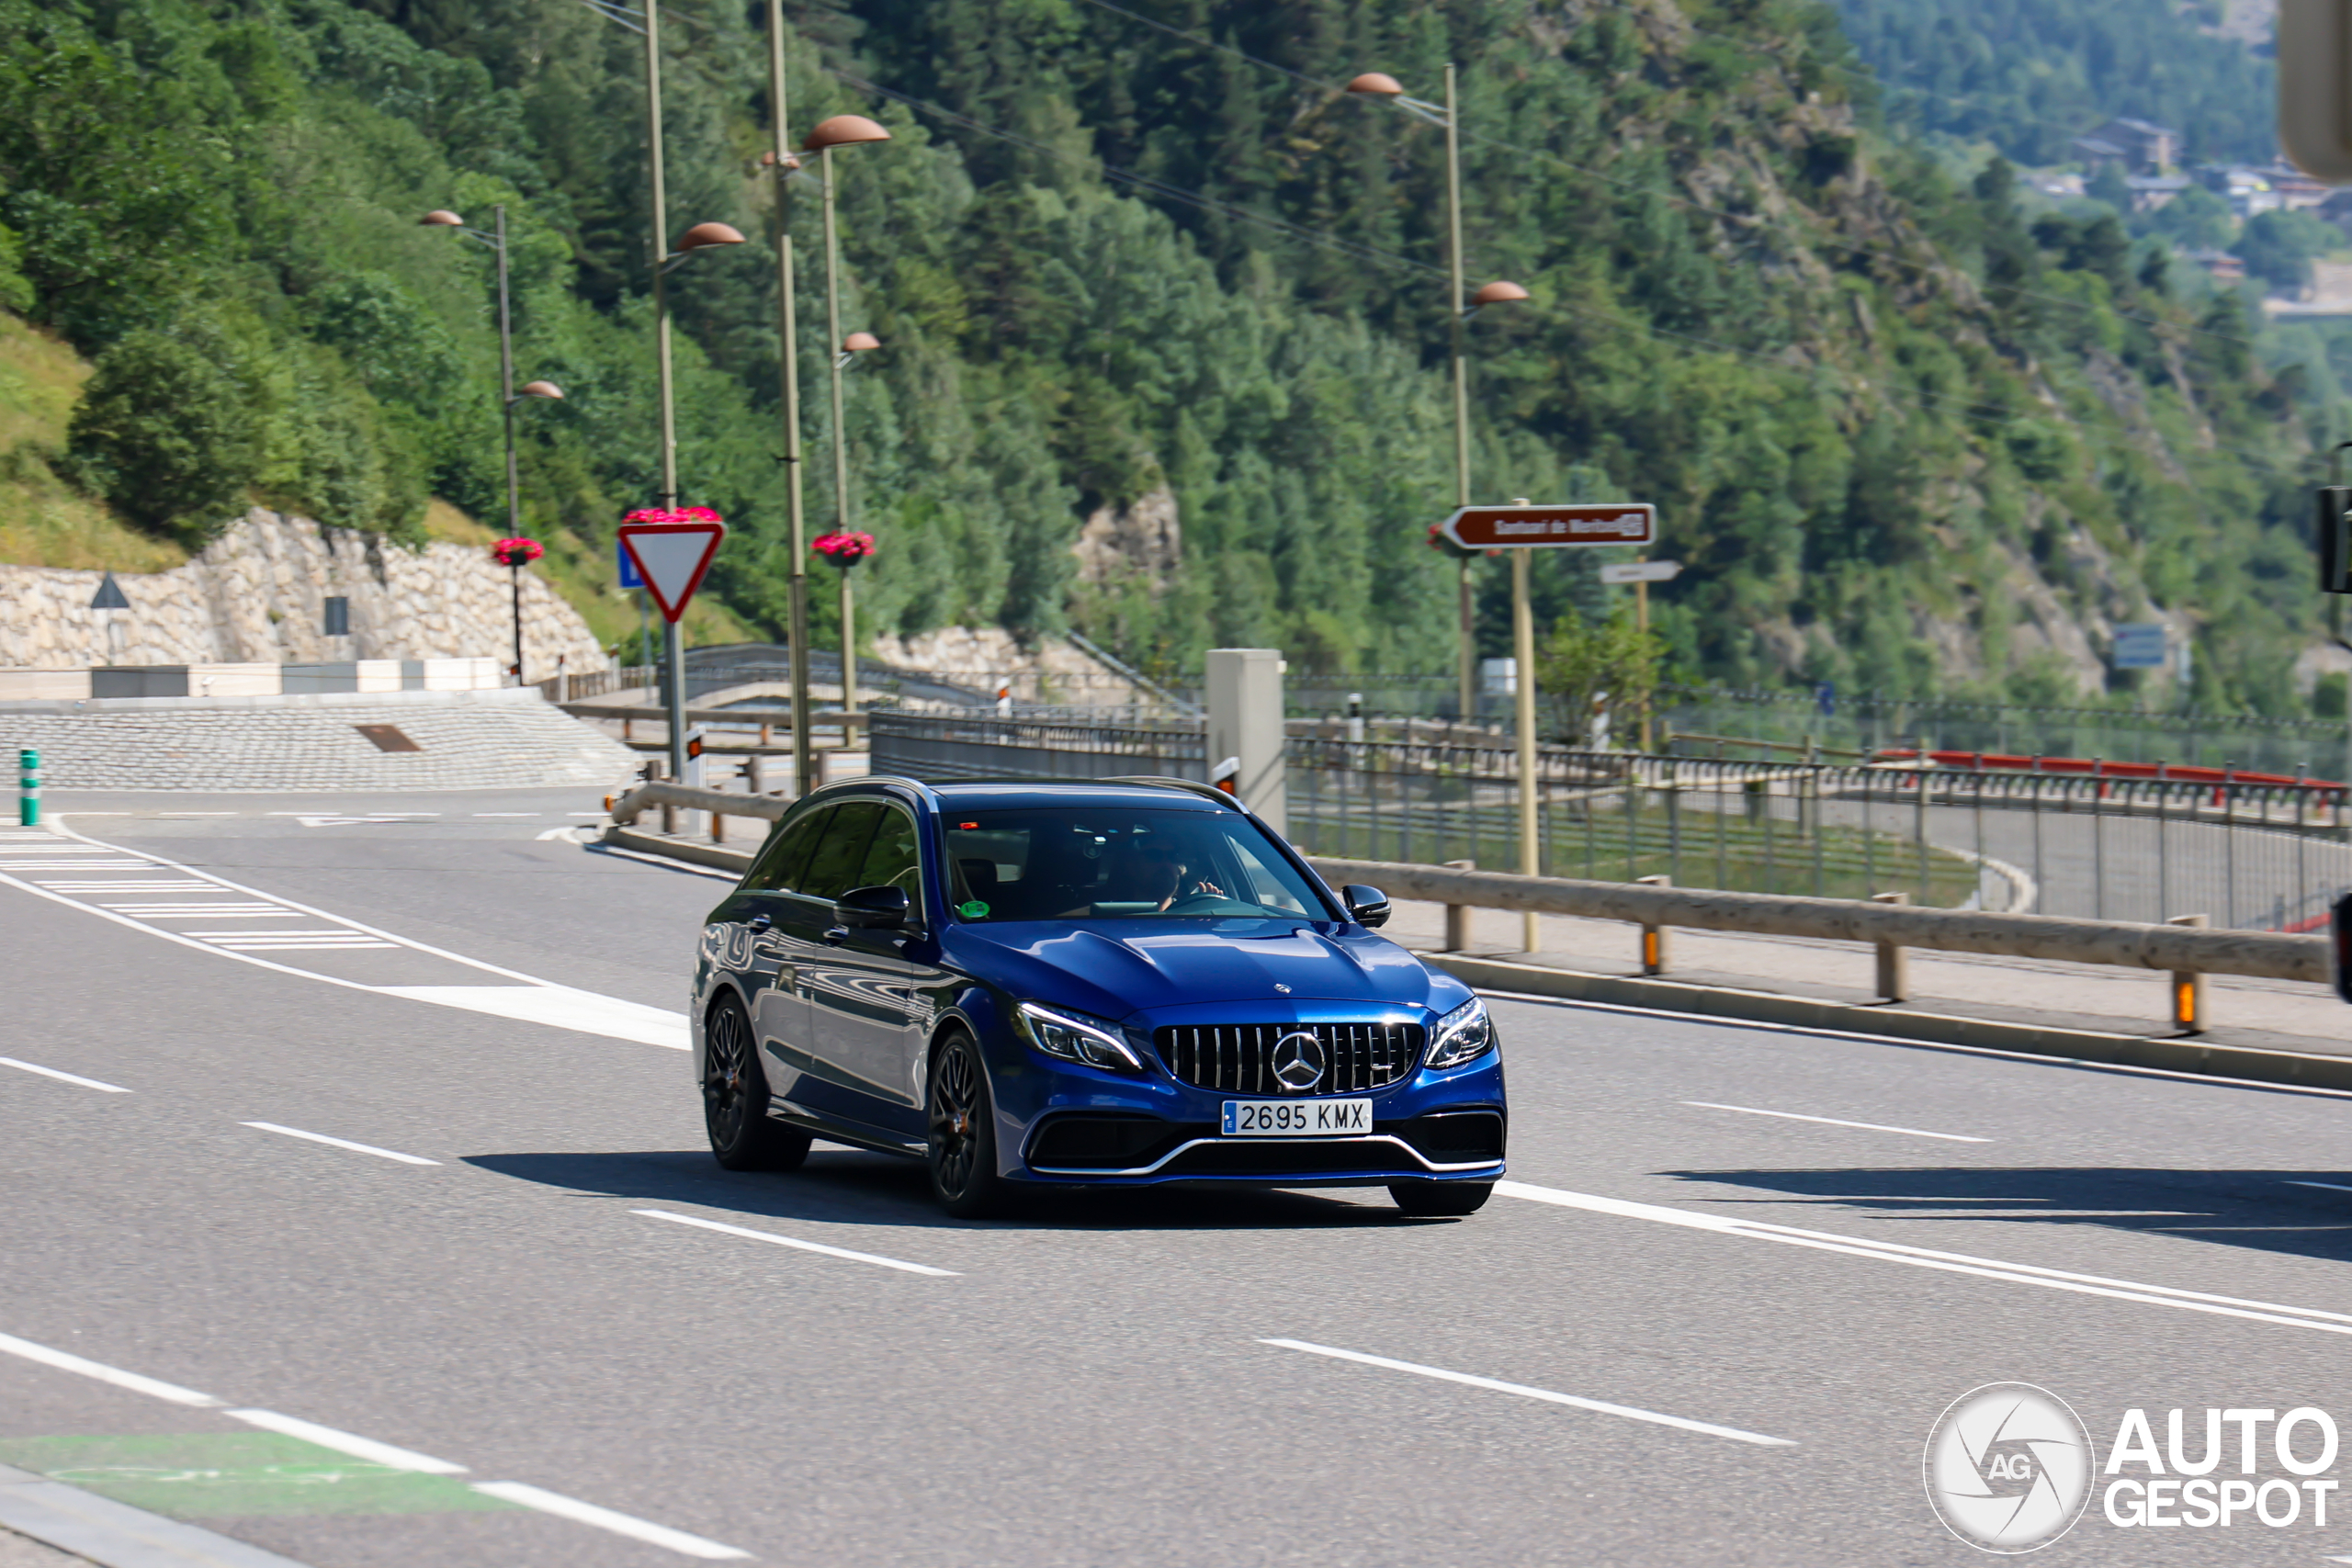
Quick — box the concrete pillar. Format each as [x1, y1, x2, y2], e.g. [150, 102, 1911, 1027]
[1206, 648, 1286, 836]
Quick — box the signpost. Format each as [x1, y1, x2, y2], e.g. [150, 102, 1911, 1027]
[1453, 502, 1659, 953]
[1441, 503, 1655, 552]
[1600, 558, 1680, 750]
[618, 513, 727, 795]
[2111, 624, 2167, 671]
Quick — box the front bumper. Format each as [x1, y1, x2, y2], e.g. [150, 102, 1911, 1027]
[1000, 1059, 1508, 1187]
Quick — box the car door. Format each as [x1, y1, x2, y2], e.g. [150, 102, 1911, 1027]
[733, 807, 832, 1100]
[770, 799, 889, 1132]
[806, 801, 939, 1137]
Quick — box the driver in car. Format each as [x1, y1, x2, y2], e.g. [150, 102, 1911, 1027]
[1130, 830, 1225, 910]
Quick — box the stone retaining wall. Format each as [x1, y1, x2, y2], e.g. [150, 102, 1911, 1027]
[0, 689, 638, 791]
[0, 510, 605, 674]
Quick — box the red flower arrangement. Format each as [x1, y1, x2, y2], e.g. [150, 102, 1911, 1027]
[492, 536, 544, 568]
[813, 531, 875, 568]
[622, 506, 725, 525]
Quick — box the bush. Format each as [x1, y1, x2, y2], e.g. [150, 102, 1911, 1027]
[65, 330, 259, 541]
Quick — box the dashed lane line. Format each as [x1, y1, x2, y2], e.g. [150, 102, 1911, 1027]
[223, 1410, 466, 1474]
[0, 1057, 130, 1093]
[1498, 1179, 2352, 1337]
[633, 1209, 959, 1277]
[241, 1122, 440, 1167]
[1259, 1338, 1794, 1447]
[0, 1329, 751, 1561]
[1679, 1100, 1993, 1143]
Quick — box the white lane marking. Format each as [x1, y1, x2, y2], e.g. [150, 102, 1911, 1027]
[0, 1056, 130, 1092]
[1680, 1100, 1991, 1143]
[0, 860, 153, 870]
[1260, 1338, 1792, 1446]
[633, 1209, 958, 1277]
[7, 826, 693, 1050]
[2286, 1180, 2352, 1195]
[0, 1325, 739, 1561]
[242, 1122, 440, 1166]
[379, 986, 689, 1050]
[157, 812, 238, 818]
[469, 1481, 750, 1561]
[1498, 1180, 2352, 1336]
[225, 1409, 466, 1474]
[0, 1331, 221, 1407]
[472, 813, 540, 818]
[586, 840, 743, 880]
[35, 882, 213, 892]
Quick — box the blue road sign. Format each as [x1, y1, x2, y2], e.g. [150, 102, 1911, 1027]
[616, 537, 642, 590]
[1815, 681, 1835, 716]
[2112, 624, 2166, 670]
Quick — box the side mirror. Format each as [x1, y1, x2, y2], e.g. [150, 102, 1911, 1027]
[1341, 885, 1390, 929]
[835, 885, 911, 930]
[2334, 892, 2352, 1003]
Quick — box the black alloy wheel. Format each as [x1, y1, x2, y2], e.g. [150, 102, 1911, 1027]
[927, 1029, 1005, 1217]
[704, 993, 811, 1172]
[1388, 1180, 1493, 1217]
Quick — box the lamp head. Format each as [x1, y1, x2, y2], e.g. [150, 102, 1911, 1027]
[842, 332, 880, 354]
[760, 150, 805, 172]
[518, 380, 565, 400]
[804, 114, 891, 151]
[1345, 73, 1405, 96]
[675, 221, 747, 252]
[1472, 280, 1530, 306]
[419, 209, 466, 227]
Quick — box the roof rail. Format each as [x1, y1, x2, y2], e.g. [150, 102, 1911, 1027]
[1103, 774, 1247, 811]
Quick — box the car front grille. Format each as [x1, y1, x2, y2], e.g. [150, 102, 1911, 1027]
[1154, 1021, 1425, 1096]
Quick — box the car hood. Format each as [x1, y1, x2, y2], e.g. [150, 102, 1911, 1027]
[947, 919, 1443, 1020]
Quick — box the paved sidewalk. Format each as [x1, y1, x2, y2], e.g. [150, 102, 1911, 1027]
[1381, 897, 2351, 1059]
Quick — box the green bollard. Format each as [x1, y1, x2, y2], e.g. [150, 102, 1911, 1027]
[18, 747, 37, 826]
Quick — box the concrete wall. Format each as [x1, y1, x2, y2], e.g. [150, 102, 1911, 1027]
[0, 510, 606, 674]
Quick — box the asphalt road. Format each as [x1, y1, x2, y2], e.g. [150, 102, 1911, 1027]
[6, 788, 2352, 1566]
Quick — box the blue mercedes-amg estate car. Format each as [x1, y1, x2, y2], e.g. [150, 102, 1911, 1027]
[689, 775, 1505, 1216]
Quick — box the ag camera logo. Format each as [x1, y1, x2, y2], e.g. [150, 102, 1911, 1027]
[1924, 1382, 2095, 1552]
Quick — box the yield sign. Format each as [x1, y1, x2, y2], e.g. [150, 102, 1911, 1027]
[617, 519, 726, 623]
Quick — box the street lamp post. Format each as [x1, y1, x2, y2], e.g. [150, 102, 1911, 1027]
[421, 209, 566, 682]
[804, 114, 891, 727]
[1346, 68, 1524, 729]
[759, 0, 815, 798]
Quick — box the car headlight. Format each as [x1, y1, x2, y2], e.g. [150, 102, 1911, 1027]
[1426, 997, 1497, 1070]
[1013, 1002, 1145, 1073]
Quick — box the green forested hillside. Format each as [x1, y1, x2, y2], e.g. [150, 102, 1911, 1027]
[1830, 0, 2276, 167]
[0, 0, 2328, 714]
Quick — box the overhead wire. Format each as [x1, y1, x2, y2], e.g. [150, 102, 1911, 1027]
[1062, 0, 2265, 353]
[824, 66, 2312, 478]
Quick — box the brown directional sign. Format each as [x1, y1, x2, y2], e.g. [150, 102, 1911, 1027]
[1441, 503, 1655, 550]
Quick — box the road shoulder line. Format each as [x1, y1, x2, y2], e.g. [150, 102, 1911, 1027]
[0, 1463, 315, 1568]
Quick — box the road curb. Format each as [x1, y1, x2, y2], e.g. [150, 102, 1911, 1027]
[1419, 952, 2352, 1093]
[0, 1465, 312, 1568]
[602, 825, 753, 874]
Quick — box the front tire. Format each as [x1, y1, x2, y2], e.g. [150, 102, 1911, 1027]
[1389, 1180, 1492, 1217]
[704, 993, 811, 1172]
[927, 1030, 1006, 1217]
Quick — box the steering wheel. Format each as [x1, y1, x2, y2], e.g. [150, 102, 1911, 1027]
[1161, 892, 1234, 914]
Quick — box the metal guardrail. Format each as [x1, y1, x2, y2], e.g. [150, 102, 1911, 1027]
[1305, 856, 2327, 987]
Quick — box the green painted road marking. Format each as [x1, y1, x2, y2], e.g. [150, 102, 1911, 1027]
[0, 1433, 514, 1517]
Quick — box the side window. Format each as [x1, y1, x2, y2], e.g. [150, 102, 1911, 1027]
[855, 807, 922, 902]
[797, 802, 884, 901]
[741, 807, 832, 894]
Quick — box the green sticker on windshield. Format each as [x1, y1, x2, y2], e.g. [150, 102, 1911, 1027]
[958, 900, 989, 919]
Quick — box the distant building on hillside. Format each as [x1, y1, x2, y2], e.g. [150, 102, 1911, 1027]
[2181, 247, 2246, 285]
[2018, 169, 2086, 199]
[2124, 174, 2193, 212]
[2198, 162, 2331, 220]
[2075, 117, 2181, 174]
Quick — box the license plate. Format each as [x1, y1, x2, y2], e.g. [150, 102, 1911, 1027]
[1221, 1099, 1372, 1136]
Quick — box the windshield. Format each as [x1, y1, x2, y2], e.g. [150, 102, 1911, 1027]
[942, 807, 1333, 922]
